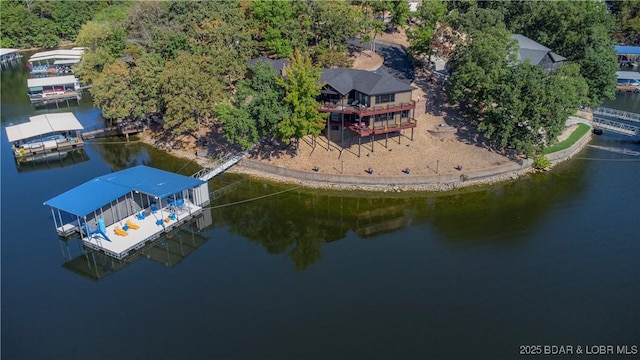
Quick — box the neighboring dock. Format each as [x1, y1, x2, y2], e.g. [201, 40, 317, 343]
[27, 75, 83, 107]
[5, 112, 85, 162]
[0, 48, 22, 70]
[27, 48, 85, 75]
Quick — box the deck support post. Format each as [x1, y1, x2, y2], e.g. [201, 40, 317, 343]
[327, 115, 330, 151]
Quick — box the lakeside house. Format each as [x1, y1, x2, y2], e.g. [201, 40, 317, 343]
[511, 34, 566, 72]
[318, 68, 417, 153]
[250, 58, 417, 154]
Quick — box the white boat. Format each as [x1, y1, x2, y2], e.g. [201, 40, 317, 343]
[21, 134, 66, 149]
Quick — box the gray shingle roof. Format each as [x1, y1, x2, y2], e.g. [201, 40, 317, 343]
[511, 34, 565, 66]
[248, 57, 289, 74]
[320, 68, 414, 96]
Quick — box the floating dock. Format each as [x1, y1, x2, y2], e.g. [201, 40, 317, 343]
[44, 165, 211, 260]
[615, 71, 640, 92]
[0, 48, 21, 70]
[27, 75, 82, 106]
[27, 48, 85, 74]
[5, 112, 85, 162]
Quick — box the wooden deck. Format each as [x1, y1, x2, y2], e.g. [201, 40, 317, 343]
[81, 201, 203, 260]
[348, 119, 417, 137]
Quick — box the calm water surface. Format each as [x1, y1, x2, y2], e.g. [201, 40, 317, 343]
[1, 55, 638, 359]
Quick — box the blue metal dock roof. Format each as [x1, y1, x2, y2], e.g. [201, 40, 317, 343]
[44, 165, 205, 217]
[615, 46, 640, 55]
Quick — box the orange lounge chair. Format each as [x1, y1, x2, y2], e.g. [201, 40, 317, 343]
[125, 220, 140, 230]
[114, 227, 128, 236]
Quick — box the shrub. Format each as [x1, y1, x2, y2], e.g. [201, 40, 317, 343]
[533, 154, 551, 170]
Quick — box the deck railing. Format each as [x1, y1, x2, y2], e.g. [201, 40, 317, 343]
[319, 101, 415, 115]
[348, 118, 417, 137]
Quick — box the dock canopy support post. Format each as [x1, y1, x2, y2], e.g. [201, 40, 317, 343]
[51, 208, 59, 231]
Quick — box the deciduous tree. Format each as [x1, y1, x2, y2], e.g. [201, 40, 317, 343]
[160, 53, 224, 137]
[276, 49, 327, 156]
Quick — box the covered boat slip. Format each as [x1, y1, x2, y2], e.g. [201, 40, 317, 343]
[28, 48, 85, 72]
[5, 112, 85, 159]
[0, 48, 21, 64]
[44, 165, 210, 259]
[83, 201, 203, 260]
[27, 75, 80, 103]
[616, 71, 640, 92]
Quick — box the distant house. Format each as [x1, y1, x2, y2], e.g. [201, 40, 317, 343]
[511, 34, 566, 72]
[247, 56, 289, 77]
[318, 69, 417, 152]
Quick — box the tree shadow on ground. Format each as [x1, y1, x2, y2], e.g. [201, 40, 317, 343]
[414, 69, 516, 161]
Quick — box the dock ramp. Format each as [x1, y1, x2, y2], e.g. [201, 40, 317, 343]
[192, 152, 246, 182]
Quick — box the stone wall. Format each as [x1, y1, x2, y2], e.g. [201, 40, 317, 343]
[233, 125, 591, 191]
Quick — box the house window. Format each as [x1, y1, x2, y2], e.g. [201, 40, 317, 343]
[401, 110, 409, 119]
[376, 93, 395, 104]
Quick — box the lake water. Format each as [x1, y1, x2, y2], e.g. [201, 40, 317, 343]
[1, 55, 638, 359]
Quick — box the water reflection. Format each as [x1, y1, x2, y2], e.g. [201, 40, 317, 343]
[15, 148, 89, 172]
[61, 214, 212, 281]
[209, 157, 589, 271]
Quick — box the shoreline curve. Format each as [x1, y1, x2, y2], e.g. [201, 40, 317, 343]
[227, 127, 592, 192]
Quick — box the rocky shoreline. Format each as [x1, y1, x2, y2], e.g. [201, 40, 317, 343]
[226, 163, 535, 192]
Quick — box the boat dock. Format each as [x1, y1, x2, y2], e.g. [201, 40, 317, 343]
[44, 166, 211, 260]
[27, 48, 85, 74]
[5, 112, 85, 162]
[27, 75, 82, 107]
[615, 71, 640, 92]
[1, 48, 22, 70]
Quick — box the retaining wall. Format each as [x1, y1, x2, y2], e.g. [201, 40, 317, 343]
[233, 125, 591, 191]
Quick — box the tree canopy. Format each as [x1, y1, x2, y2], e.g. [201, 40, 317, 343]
[502, 0, 617, 106]
[277, 49, 327, 155]
[216, 61, 290, 150]
[447, 26, 588, 155]
[0, 0, 108, 49]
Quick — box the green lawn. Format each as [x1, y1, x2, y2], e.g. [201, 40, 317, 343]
[543, 123, 591, 155]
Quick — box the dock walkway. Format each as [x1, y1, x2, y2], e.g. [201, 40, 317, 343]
[591, 107, 640, 137]
[192, 152, 246, 181]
